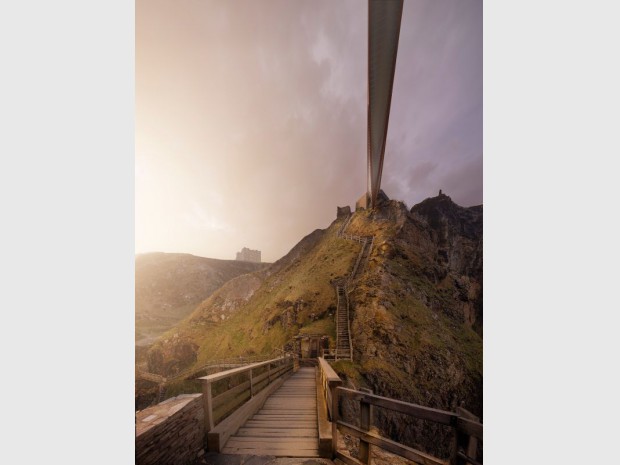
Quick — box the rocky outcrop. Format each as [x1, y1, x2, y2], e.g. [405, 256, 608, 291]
[190, 274, 264, 324]
[410, 192, 483, 335]
[337, 205, 352, 218]
[147, 334, 199, 375]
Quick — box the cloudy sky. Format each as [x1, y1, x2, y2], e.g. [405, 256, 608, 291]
[136, 0, 482, 262]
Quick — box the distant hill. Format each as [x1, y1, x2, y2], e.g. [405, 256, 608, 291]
[141, 194, 482, 456]
[135, 253, 268, 346]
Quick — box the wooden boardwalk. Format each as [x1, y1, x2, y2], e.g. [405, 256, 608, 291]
[222, 367, 319, 457]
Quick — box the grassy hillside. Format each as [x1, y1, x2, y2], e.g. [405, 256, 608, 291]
[135, 253, 267, 346]
[145, 221, 360, 373]
[142, 195, 482, 457]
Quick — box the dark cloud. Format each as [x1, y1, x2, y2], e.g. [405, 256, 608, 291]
[136, 0, 482, 261]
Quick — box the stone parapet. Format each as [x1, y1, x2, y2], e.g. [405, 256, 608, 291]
[136, 393, 204, 465]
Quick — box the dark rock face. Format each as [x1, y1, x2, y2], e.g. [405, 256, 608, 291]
[410, 193, 483, 335]
[339, 195, 482, 458]
[376, 188, 390, 204]
[147, 335, 199, 375]
[410, 192, 482, 253]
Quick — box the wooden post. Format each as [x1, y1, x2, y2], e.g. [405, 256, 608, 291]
[331, 384, 339, 459]
[249, 368, 254, 398]
[359, 388, 373, 464]
[450, 406, 479, 465]
[456, 406, 479, 463]
[450, 425, 460, 465]
[267, 361, 271, 385]
[202, 379, 214, 439]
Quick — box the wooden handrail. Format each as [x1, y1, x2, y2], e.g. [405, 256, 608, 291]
[318, 357, 343, 425]
[337, 387, 457, 425]
[169, 352, 284, 383]
[198, 356, 284, 383]
[345, 289, 353, 358]
[136, 369, 166, 384]
[338, 213, 354, 236]
[318, 357, 341, 383]
[332, 385, 483, 465]
[337, 421, 447, 465]
[199, 355, 294, 433]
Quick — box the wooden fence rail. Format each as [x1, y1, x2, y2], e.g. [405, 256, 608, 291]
[318, 357, 483, 465]
[168, 352, 286, 384]
[199, 355, 296, 451]
[340, 234, 372, 244]
[318, 357, 342, 422]
[199, 355, 294, 432]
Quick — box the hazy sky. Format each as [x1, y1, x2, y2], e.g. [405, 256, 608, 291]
[136, 0, 482, 262]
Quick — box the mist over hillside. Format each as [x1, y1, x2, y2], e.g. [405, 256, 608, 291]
[137, 193, 482, 457]
[135, 253, 267, 346]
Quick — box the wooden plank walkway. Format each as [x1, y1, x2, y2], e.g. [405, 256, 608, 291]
[222, 367, 319, 457]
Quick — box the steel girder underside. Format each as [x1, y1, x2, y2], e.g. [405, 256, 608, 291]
[366, 0, 403, 209]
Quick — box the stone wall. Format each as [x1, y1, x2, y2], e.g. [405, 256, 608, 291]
[136, 394, 204, 465]
[236, 247, 261, 263]
[337, 205, 351, 218]
[355, 193, 369, 211]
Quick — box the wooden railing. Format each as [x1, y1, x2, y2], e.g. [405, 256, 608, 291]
[137, 353, 285, 387]
[338, 213, 354, 236]
[348, 236, 374, 284]
[340, 233, 371, 243]
[169, 352, 286, 384]
[318, 357, 483, 465]
[199, 355, 294, 432]
[318, 357, 342, 421]
[136, 369, 166, 384]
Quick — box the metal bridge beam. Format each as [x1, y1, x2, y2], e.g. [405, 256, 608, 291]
[367, 0, 403, 209]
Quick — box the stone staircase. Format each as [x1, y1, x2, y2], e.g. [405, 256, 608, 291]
[335, 282, 352, 360]
[331, 213, 376, 361]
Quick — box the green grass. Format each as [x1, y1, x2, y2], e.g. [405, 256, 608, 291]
[157, 221, 362, 371]
[331, 360, 364, 387]
[298, 318, 336, 345]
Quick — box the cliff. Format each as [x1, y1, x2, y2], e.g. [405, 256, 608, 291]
[140, 194, 482, 457]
